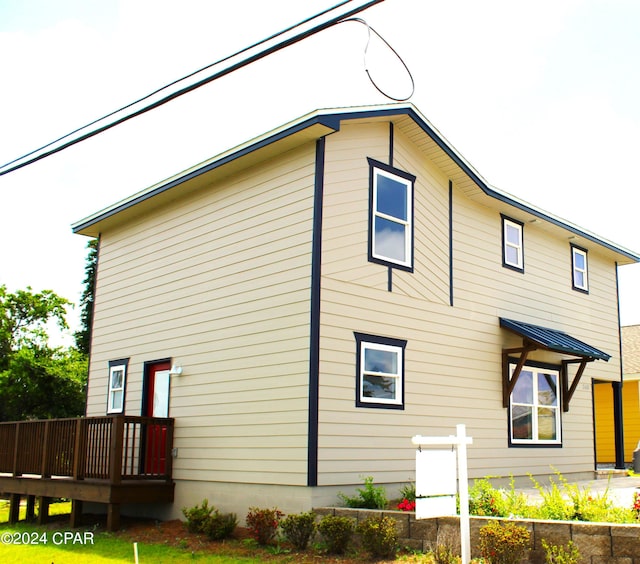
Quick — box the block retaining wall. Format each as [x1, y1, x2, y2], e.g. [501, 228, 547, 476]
[314, 507, 640, 564]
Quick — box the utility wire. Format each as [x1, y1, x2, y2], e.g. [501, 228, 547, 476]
[0, 0, 385, 177]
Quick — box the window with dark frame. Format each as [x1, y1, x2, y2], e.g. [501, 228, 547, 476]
[509, 361, 561, 446]
[502, 215, 524, 272]
[367, 158, 415, 272]
[354, 332, 406, 409]
[571, 244, 589, 293]
[107, 359, 129, 414]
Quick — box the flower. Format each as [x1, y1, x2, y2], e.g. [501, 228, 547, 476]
[397, 498, 416, 512]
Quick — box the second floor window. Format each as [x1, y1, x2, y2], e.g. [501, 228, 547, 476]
[571, 245, 589, 292]
[368, 158, 415, 271]
[502, 216, 524, 271]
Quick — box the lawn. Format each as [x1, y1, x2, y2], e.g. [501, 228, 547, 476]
[0, 501, 432, 563]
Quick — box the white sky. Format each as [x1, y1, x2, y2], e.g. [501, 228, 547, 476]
[1, 0, 639, 345]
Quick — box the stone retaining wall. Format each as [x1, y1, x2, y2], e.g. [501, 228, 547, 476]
[314, 507, 640, 563]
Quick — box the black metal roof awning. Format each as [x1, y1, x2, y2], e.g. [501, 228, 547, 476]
[499, 317, 611, 411]
[499, 318, 611, 361]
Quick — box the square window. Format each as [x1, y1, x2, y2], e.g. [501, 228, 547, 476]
[571, 245, 589, 293]
[509, 363, 561, 445]
[502, 216, 524, 272]
[367, 158, 415, 271]
[355, 332, 407, 409]
[107, 360, 128, 414]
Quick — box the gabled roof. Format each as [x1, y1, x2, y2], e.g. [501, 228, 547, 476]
[71, 103, 640, 264]
[500, 317, 611, 362]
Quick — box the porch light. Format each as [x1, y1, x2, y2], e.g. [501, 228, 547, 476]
[169, 364, 183, 376]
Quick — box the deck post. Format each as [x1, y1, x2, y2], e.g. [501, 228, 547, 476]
[70, 499, 84, 528]
[109, 415, 124, 485]
[26, 495, 36, 520]
[107, 503, 121, 531]
[37, 496, 50, 526]
[8, 493, 20, 524]
[73, 417, 86, 480]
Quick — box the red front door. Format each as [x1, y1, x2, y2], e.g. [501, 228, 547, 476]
[144, 361, 171, 474]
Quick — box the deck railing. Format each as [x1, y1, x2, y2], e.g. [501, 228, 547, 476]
[0, 415, 174, 483]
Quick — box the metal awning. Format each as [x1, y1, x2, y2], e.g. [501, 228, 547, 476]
[499, 318, 611, 361]
[499, 317, 611, 412]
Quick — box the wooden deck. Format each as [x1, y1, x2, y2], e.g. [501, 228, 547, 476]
[0, 415, 175, 530]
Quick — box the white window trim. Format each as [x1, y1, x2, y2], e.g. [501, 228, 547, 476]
[503, 217, 524, 270]
[509, 364, 561, 446]
[370, 162, 414, 270]
[354, 332, 407, 410]
[107, 363, 127, 414]
[571, 246, 589, 292]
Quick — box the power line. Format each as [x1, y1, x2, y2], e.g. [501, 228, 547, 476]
[0, 0, 385, 177]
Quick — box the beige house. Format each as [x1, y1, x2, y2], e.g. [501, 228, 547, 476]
[72, 104, 639, 520]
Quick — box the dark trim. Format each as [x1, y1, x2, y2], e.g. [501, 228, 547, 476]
[501, 214, 525, 273]
[388, 122, 394, 166]
[354, 332, 407, 410]
[71, 105, 640, 263]
[307, 137, 325, 487]
[448, 180, 454, 306]
[612, 381, 625, 469]
[570, 243, 589, 294]
[387, 267, 393, 292]
[505, 357, 563, 448]
[366, 157, 416, 273]
[591, 379, 598, 469]
[107, 358, 129, 415]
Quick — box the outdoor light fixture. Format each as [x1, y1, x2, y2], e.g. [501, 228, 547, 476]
[169, 364, 183, 376]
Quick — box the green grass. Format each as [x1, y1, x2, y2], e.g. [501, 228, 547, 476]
[0, 501, 262, 563]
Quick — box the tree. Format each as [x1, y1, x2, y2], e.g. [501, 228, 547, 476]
[75, 238, 98, 356]
[0, 285, 87, 421]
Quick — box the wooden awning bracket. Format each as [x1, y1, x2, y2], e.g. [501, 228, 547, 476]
[502, 343, 537, 408]
[561, 358, 592, 412]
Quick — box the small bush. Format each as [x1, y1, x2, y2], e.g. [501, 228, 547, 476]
[478, 520, 530, 564]
[338, 475, 387, 509]
[317, 514, 355, 554]
[399, 480, 416, 502]
[245, 507, 284, 545]
[182, 499, 215, 534]
[357, 515, 398, 558]
[542, 539, 580, 564]
[430, 543, 461, 564]
[204, 511, 238, 540]
[280, 511, 316, 550]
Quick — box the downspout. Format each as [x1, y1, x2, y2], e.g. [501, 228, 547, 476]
[613, 262, 625, 469]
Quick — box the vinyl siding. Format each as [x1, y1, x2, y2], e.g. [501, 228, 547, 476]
[316, 121, 622, 486]
[85, 142, 317, 486]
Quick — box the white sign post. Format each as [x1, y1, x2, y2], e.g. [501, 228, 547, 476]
[412, 424, 473, 564]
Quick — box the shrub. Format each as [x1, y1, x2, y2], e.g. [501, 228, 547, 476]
[541, 539, 580, 564]
[204, 511, 238, 540]
[356, 515, 398, 558]
[399, 480, 416, 502]
[430, 543, 461, 564]
[182, 499, 215, 534]
[280, 511, 316, 550]
[469, 478, 506, 517]
[317, 514, 355, 554]
[478, 520, 530, 564]
[634, 492, 640, 520]
[245, 507, 284, 545]
[337, 475, 387, 509]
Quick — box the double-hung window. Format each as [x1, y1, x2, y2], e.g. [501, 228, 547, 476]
[107, 359, 128, 414]
[502, 216, 524, 272]
[509, 363, 561, 445]
[368, 158, 415, 271]
[355, 333, 407, 409]
[571, 245, 588, 293]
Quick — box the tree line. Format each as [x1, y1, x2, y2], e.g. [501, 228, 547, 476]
[0, 239, 97, 421]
